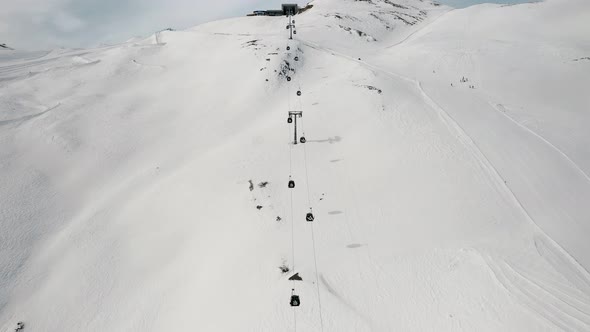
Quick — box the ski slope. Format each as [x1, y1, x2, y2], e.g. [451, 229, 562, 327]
[1, 0, 590, 330]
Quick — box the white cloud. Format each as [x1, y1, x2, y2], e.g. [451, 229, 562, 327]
[0, 1, 538, 50]
[0, 0, 295, 50]
[52, 10, 86, 32]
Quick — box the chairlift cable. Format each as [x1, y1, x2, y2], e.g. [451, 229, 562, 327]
[287, 78, 293, 111]
[297, 76, 325, 331]
[288, 122, 297, 332]
[283, 36, 325, 331]
[310, 223, 325, 331]
[296, 84, 303, 111]
[293, 307, 298, 332]
[301, 126, 325, 331]
[290, 188, 296, 272]
[289, 119, 293, 175]
[300, 117, 312, 209]
[288, 88, 295, 273]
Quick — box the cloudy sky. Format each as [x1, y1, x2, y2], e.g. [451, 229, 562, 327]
[1, 0, 536, 50]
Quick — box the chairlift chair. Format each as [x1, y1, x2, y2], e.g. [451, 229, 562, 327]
[296, 91, 302, 96]
[300, 136, 306, 144]
[287, 76, 291, 81]
[294, 56, 299, 61]
[290, 292, 300, 307]
[306, 212, 315, 222]
[287, 117, 293, 123]
[286, 25, 290, 30]
[288, 180, 295, 188]
[287, 46, 291, 51]
[294, 31, 297, 34]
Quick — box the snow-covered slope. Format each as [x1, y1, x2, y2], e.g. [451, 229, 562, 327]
[1, 0, 590, 330]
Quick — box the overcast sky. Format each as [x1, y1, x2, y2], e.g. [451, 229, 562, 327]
[1, 0, 537, 50]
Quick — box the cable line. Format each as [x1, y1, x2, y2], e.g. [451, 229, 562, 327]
[300, 119, 324, 332]
[310, 223, 325, 331]
[295, 73, 324, 330]
[289, 134, 295, 273]
[283, 34, 325, 332]
[300, 119, 312, 208]
[293, 307, 297, 332]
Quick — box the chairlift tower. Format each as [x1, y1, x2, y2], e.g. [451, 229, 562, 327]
[288, 111, 302, 144]
[287, 15, 296, 40]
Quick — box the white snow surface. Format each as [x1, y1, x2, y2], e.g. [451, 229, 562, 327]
[1, 0, 590, 330]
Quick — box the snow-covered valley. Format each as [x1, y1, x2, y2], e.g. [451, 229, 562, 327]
[1, 0, 590, 330]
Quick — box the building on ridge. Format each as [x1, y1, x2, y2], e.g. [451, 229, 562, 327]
[248, 3, 300, 16]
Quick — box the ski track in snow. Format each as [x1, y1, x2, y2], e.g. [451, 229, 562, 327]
[483, 250, 590, 330]
[0, 104, 61, 127]
[300, 34, 590, 329]
[489, 102, 590, 184]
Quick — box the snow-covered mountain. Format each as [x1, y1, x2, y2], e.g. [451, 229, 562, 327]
[1, 0, 590, 330]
